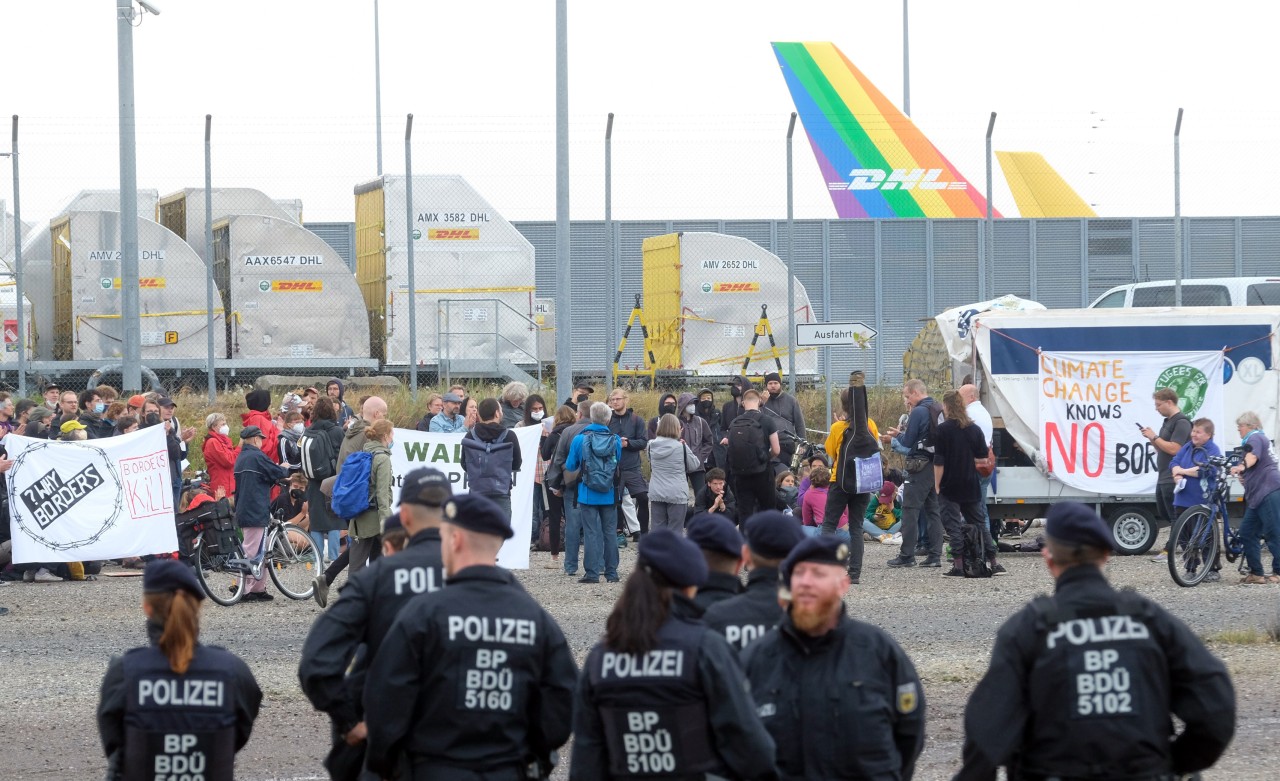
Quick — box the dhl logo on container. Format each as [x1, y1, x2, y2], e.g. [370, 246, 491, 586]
[271, 280, 324, 292]
[427, 228, 480, 240]
[107, 277, 166, 289]
[712, 282, 760, 293]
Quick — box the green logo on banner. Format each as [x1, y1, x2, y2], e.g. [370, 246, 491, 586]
[1155, 365, 1210, 418]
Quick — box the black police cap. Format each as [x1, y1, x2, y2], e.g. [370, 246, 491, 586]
[445, 493, 514, 540]
[1045, 502, 1115, 550]
[142, 559, 205, 601]
[744, 510, 806, 560]
[638, 528, 708, 588]
[382, 512, 403, 533]
[685, 512, 744, 557]
[780, 535, 850, 586]
[399, 467, 453, 507]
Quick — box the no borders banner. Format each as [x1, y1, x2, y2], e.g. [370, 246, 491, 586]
[7, 426, 179, 564]
[389, 426, 542, 570]
[1038, 350, 1224, 494]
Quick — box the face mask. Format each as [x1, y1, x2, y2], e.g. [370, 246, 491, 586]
[575, 394, 588, 403]
[730, 386, 742, 399]
[531, 410, 545, 421]
[292, 423, 305, 434]
[290, 488, 303, 500]
[94, 402, 107, 414]
[685, 404, 696, 415]
[218, 425, 230, 436]
[660, 403, 676, 415]
[144, 412, 161, 427]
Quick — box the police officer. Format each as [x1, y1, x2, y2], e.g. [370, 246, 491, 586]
[685, 512, 744, 610]
[299, 467, 453, 780]
[364, 493, 578, 780]
[954, 502, 1236, 781]
[97, 560, 262, 781]
[742, 536, 925, 781]
[704, 510, 805, 653]
[571, 528, 779, 781]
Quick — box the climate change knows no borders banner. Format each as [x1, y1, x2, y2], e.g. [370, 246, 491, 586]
[1037, 350, 1224, 494]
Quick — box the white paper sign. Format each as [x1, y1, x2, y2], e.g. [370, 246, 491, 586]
[7, 426, 179, 563]
[1037, 350, 1224, 494]
[389, 425, 542, 569]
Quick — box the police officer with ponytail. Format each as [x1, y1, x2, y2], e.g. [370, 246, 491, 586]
[571, 528, 779, 781]
[97, 560, 262, 781]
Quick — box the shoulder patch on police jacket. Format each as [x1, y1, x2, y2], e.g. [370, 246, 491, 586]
[896, 682, 918, 714]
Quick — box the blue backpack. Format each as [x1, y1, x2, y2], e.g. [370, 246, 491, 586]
[330, 451, 374, 520]
[581, 431, 619, 494]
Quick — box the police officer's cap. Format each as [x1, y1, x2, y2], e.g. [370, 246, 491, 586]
[686, 512, 744, 557]
[382, 512, 403, 533]
[780, 535, 850, 586]
[638, 528, 708, 588]
[399, 467, 453, 507]
[239, 425, 264, 440]
[1045, 502, 1114, 550]
[744, 510, 806, 559]
[444, 493, 514, 540]
[142, 559, 205, 601]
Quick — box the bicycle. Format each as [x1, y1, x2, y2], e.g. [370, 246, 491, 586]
[181, 480, 318, 606]
[1167, 448, 1246, 587]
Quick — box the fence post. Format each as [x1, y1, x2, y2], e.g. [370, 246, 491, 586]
[204, 115, 215, 402]
[7, 115, 26, 396]
[405, 114, 417, 399]
[1173, 108, 1184, 306]
[786, 112, 797, 393]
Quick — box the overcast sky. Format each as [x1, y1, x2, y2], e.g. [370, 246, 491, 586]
[3, 0, 1278, 227]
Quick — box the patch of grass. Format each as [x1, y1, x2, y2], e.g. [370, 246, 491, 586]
[1203, 627, 1280, 645]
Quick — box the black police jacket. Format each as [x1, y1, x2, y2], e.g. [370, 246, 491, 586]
[97, 622, 262, 781]
[298, 528, 445, 733]
[363, 564, 577, 777]
[704, 566, 783, 654]
[570, 594, 778, 781]
[742, 607, 926, 781]
[692, 570, 742, 612]
[953, 565, 1236, 781]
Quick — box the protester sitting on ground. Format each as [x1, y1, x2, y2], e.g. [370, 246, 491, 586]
[800, 466, 850, 540]
[694, 467, 738, 524]
[776, 470, 799, 514]
[270, 472, 309, 530]
[61, 419, 88, 441]
[863, 480, 903, 543]
[202, 413, 240, 498]
[647, 413, 701, 532]
[795, 452, 829, 507]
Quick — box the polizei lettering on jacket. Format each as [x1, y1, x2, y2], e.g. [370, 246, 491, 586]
[393, 566, 440, 596]
[447, 615, 537, 645]
[600, 650, 685, 678]
[1045, 614, 1151, 649]
[138, 678, 225, 707]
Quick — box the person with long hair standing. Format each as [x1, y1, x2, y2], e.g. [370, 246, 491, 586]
[97, 560, 262, 781]
[570, 529, 778, 781]
[934, 390, 1004, 576]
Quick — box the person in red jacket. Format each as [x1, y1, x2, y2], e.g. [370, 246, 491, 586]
[202, 412, 241, 497]
[240, 389, 280, 463]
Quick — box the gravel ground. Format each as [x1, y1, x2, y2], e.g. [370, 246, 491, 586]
[2, 526, 1278, 781]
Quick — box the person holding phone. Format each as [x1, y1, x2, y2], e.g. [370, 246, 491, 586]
[1139, 388, 1192, 564]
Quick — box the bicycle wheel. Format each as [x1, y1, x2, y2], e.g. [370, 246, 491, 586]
[194, 538, 246, 607]
[1168, 505, 1219, 587]
[266, 522, 318, 600]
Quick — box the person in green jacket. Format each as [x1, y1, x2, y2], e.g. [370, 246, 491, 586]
[349, 419, 395, 576]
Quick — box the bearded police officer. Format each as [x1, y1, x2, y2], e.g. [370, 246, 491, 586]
[98, 560, 262, 781]
[299, 467, 453, 780]
[954, 502, 1236, 781]
[571, 528, 778, 781]
[704, 510, 806, 654]
[685, 512, 744, 610]
[364, 493, 577, 780]
[742, 536, 925, 780]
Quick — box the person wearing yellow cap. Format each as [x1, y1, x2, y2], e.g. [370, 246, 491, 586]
[59, 418, 88, 441]
[97, 560, 262, 781]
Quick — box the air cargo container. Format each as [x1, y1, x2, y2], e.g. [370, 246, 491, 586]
[0, 273, 34, 363]
[40, 211, 226, 361]
[353, 175, 538, 371]
[210, 214, 369, 360]
[640, 232, 817, 377]
[157, 188, 301, 260]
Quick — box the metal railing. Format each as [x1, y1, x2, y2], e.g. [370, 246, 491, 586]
[436, 298, 542, 387]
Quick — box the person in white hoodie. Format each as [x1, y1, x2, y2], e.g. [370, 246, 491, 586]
[646, 414, 701, 532]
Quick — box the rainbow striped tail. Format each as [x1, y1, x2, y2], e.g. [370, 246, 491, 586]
[772, 41, 998, 219]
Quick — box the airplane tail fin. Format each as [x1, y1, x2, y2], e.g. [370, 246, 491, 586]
[995, 151, 1096, 218]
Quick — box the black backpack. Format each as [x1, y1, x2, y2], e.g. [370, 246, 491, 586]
[727, 412, 769, 475]
[299, 428, 337, 480]
[920, 401, 946, 453]
[961, 524, 993, 578]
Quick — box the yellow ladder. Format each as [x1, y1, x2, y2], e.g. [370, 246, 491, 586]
[740, 304, 785, 379]
[612, 294, 657, 385]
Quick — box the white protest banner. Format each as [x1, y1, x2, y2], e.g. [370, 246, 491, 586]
[7, 426, 178, 563]
[389, 425, 542, 569]
[1038, 350, 1224, 494]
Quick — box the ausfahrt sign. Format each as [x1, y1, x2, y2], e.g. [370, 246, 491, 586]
[794, 322, 877, 347]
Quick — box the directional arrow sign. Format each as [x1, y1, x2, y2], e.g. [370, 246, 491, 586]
[795, 322, 877, 347]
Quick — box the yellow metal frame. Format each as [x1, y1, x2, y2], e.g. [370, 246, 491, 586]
[612, 294, 657, 385]
[738, 305, 785, 378]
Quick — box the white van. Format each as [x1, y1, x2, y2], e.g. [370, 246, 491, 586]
[1089, 277, 1280, 308]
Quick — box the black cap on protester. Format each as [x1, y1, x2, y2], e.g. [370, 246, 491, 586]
[143, 559, 205, 601]
[239, 425, 264, 440]
[574, 382, 594, 392]
[399, 467, 453, 507]
[382, 512, 404, 533]
[157, 396, 177, 408]
[638, 528, 708, 588]
[780, 535, 850, 586]
[764, 371, 782, 385]
[744, 511, 806, 560]
[1045, 502, 1115, 550]
[686, 512, 744, 557]
[444, 493, 514, 540]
